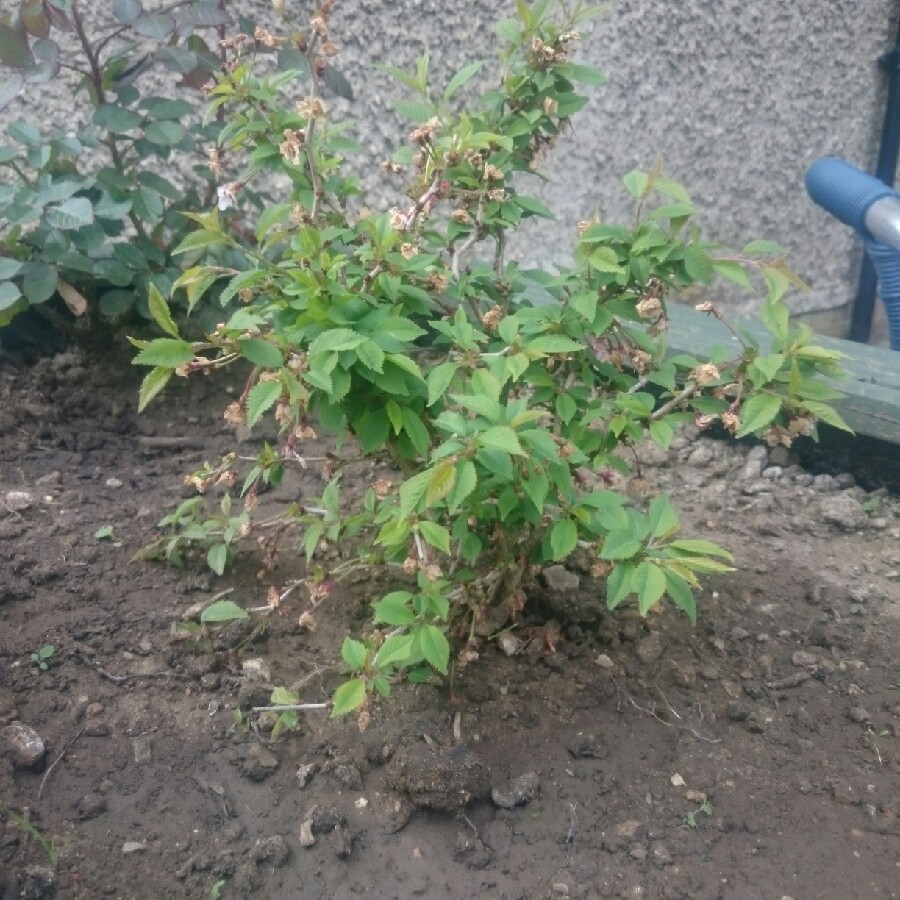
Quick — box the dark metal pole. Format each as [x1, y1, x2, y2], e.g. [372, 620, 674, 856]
[849, 5, 900, 343]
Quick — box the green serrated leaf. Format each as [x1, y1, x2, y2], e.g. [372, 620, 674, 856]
[549, 518, 578, 561]
[206, 544, 228, 576]
[443, 59, 484, 101]
[479, 425, 524, 455]
[341, 637, 367, 671]
[238, 337, 282, 368]
[600, 530, 643, 560]
[137, 366, 173, 412]
[425, 459, 456, 505]
[427, 361, 458, 406]
[448, 459, 477, 510]
[330, 678, 366, 716]
[373, 591, 415, 626]
[419, 520, 450, 553]
[418, 625, 449, 675]
[736, 393, 783, 437]
[633, 560, 667, 614]
[148, 283, 178, 337]
[647, 495, 679, 539]
[200, 598, 247, 622]
[132, 338, 195, 368]
[245, 379, 282, 427]
[526, 335, 583, 355]
[376, 634, 415, 668]
[310, 328, 366, 355]
[46, 196, 94, 230]
[668, 539, 734, 560]
[402, 408, 431, 456]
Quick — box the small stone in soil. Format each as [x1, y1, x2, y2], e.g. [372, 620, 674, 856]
[4, 490, 35, 511]
[132, 736, 152, 764]
[594, 653, 615, 669]
[727, 702, 750, 722]
[299, 820, 316, 848]
[615, 820, 643, 839]
[296, 762, 317, 787]
[122, 841, 148, 854]
[491, 771, 540, 809]
[83, 720, 110, 737]
[241, 658, 272, 682]
[1, 723, 46, 769]
[847, 706, 871, 724]
[792, 650, 818, 667]
[251, 835, 290, 867]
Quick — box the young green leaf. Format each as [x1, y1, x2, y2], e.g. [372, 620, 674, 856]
[245, 379, 282, 427]
[418, 625, 450, 675]
[200, 599, 247, 623]
[330, 678, 367, 716]
[147, 283, 179, 338]
[373, 591, 416, 626]
[340, 637, 368, 671]
[549, 518, 578, 561]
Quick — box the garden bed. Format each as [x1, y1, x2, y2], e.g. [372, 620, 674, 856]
[1, 345, 899, 900]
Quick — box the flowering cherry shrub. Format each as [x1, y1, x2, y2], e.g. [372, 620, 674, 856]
[133, 0, 849, 720]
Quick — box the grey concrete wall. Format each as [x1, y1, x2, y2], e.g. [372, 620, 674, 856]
[4, 0, 897, 326]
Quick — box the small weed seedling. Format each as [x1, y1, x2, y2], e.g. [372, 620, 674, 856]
[30, 644, 55, 672]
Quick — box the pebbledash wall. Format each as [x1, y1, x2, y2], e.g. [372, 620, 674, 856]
[321, 0, 898, 328]
[7, 0, 899, 329]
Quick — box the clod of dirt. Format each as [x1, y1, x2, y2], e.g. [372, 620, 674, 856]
[490, 771, 540, 809]
[232, 745, 279, 782]
[635, 632, 665, 665]
[0, 723, 46, 770]
[76, 794, 108, 820]
[791, 650, 819, 667]
[539, 565, 603, 624]
[568, 735, 607, 760]
[322, 754, 363, 790]
[299, 805, 352, 858]
[0, 689, 16, 724]
[250, 835, 290, 867]
[454, 832, 493, 870]
[237, 680, 272, 709]
[385, 740, 491, 812]
[819, 494, 868, 531]
[20, 866, 54, 900]
[847, 706, 871, 724]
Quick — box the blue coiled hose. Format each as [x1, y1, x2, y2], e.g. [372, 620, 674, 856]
[806, 157, 900, 349]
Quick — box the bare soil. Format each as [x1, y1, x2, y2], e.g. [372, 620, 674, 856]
[1, 345, 899, 900]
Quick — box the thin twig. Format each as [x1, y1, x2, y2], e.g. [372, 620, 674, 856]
[38, 728, 85, 800]
[650, 382, 697, 421]
[251, 703, 329, 712]
[615, 680, 721, 744]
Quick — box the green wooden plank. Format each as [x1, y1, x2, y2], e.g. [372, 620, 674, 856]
[666, 304, 900, 445]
